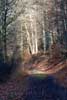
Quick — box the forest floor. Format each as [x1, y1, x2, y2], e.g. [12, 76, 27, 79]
[0, 70, 67, 100]
[0, 72, 29, 100]
[20, 52, 67, 87]
[0, 53, 67, 100]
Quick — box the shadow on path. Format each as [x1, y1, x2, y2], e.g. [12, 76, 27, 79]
[24, 76, 67, 100]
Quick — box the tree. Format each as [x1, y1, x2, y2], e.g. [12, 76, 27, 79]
[0, 0, 25, 62]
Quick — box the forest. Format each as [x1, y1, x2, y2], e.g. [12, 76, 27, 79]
[0, 0, 67, 99]
[0, 0, 67, 86]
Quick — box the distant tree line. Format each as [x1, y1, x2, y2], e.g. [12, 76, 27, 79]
[0, 0, 67, 63]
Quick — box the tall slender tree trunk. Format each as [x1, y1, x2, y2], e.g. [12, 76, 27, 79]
[61, 0, 67, 49]
[30, 14, 35, 54]
[2, 3, 8, 62]
[42, 20, 46, 52]
[34, 19, 38, 54]
[20, 22, 23, 56]
[24, 22, 32, 54]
